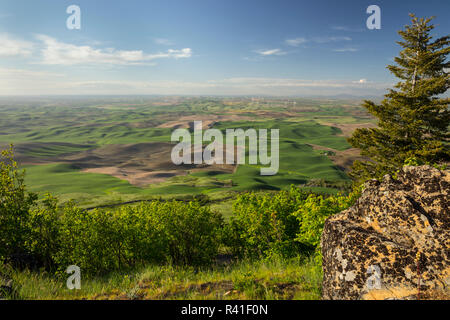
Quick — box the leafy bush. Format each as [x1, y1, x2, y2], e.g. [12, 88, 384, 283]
[32, 200, 223, 275]
[152, 201, 224, 266]
[225, 187, 309, 258]
[1, 147, 224, 275]
[0, 145, 37, 262]
[53, 204, 131, 275]
[293, 191, 359, 251]
[27, 194, 60, 269]
[225, 186, 359, 259]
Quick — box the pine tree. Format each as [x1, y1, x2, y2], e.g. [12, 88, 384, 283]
[349, 14, 449, 182]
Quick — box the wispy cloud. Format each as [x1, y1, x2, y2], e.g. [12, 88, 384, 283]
[0, 74, 391, 96]
[285, 37, 307, 47]
[207, 77, 380, 89]
[0, 67, 68, 95]
[332, 47, 358, 52]
[0, 67, 65, 78]
[0, 33, 33, 57]
[285, 36, 352, 47]
[312, 36, 352, 43]
[331, 26, 365, 32]
[36, 35, 192, 66]
[154, 38, 175, 46]
[255, 48, 287, 56]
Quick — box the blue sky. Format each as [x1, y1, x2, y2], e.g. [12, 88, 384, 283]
[0, 0, 448, 96]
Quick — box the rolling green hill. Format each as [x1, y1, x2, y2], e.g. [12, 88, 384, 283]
[0, 97, 367, 208]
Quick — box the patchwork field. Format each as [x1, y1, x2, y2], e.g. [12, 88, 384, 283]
[0, 96, 374, 210]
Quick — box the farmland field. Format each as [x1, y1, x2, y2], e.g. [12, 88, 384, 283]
[0, 96, 375, 211]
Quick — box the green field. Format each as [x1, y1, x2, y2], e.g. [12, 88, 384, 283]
[0, 97, 370, 208]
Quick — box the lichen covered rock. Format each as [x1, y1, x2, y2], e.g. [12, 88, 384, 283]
[321, 165, 449, 300]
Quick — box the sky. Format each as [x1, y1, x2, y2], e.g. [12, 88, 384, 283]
[0, 0, 448, 96]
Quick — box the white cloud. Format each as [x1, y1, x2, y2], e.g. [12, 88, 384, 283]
[154, 38, 174, 46]
[284, 36, 352, 48]
[255, 48, 287, 56]
[36, 35, 192, 65]
[312, 36, 352, 43]
[333, 48, 358, 52]
[285, 38, 307, 47]
[331, 26, 349, 31]
[0, 67, 67, 95]
[331, 26, 364, 32]
[0, 74, 392, 96]
[0, 33, 33, 57]
[0, 67, 64, 78]
[207, 78, 379, 89]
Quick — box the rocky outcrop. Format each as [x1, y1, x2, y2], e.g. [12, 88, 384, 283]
[321, 166, 449, 300]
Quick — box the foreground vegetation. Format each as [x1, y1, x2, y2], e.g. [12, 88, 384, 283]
[0, 145, 357, 299]
[5, 256, 322, 300]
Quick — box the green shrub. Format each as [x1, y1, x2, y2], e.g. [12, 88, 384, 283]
[225, 187, 308, 259]
[225, 186, 360, 260]
[153, 201, 224, 266]
[27, 194, 60, 269]
[53, 204, 131, 275]
[35, 200, 224, 275]
[0, 145, 37, 262]
[293, 190, 359, 252]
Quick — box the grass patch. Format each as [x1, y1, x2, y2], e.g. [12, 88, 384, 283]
[8, 256, 322, 300]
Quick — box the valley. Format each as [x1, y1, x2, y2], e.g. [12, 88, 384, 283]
[0, 96, 375, 212]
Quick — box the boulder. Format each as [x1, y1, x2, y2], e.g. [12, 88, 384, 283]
[321, 165, 449, 300]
